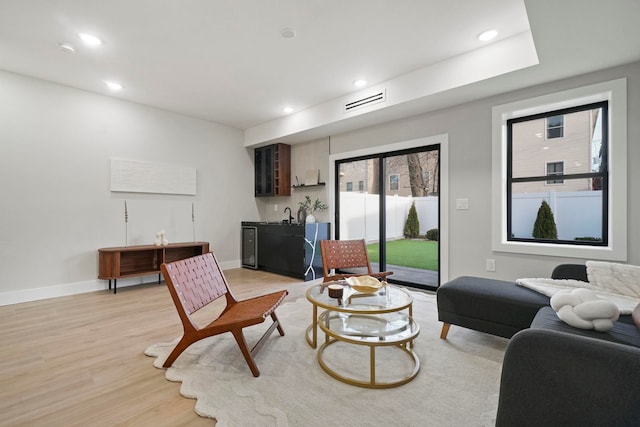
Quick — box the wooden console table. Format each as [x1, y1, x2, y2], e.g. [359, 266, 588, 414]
[98, 242, 210, 294]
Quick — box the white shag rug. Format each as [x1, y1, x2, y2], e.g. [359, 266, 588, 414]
[145, 291, 506, 427]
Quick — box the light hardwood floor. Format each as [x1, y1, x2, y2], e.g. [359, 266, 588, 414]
[0, 268, 305, 426]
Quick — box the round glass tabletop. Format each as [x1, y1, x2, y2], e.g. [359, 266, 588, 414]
[306, 282, 413, 314]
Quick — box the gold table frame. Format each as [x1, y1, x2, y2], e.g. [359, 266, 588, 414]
[305, 283, 419, 388]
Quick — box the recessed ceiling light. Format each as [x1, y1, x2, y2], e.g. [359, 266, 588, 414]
[105, 81, 123, 91]
[478, 29, 498, 41]
[78, 33, 102, 47]
[282, 106, 294, 114]
[353, 79, 367, 88]
[280, 28, 296, 39]
[58, 43, 76, 53]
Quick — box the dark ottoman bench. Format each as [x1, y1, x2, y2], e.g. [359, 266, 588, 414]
[437, 264, 588, 339]
[437, 276, 550, 339]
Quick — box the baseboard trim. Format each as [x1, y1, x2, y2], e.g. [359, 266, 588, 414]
[0, 258, 244, 307]
[219, 259, 241, 270]
[0, 279, 106, 307]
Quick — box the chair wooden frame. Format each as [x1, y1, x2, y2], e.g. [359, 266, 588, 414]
[160, 252, 288, 377]
[319, 239, 393, 283]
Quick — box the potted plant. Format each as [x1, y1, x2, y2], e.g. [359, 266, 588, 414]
[298, 196, 328, 223]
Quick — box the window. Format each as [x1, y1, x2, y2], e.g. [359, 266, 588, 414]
[492, 78, 627, 261]
[508, 102, 607, 245]
[546, 161, 564, 184]
[358, 180, 364, 191]
[389, 174, 399, 191]
[546, 115, 564, 139]
[346, 181, 353, 192]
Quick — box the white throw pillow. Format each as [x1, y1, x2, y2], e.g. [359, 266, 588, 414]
[550, 288, 620, 332]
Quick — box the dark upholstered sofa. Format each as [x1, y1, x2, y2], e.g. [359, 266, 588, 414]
[496, 327, 640, 426]
[437, 264, 640, 425]
[496, 272, 640, 425]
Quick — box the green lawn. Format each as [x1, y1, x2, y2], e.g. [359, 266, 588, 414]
[367, 239, 438, 271]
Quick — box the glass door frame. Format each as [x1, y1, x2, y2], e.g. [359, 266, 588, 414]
[333, 144, 441, 290]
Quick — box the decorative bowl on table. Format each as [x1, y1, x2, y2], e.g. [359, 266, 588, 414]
[345, 275, 387, 293]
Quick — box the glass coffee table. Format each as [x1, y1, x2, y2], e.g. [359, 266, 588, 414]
[306, 282, 420, 388]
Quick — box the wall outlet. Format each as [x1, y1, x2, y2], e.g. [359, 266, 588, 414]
[274, 204, 278, 211]
[486, 258, 496, 272]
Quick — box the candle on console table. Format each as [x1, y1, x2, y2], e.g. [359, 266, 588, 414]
[124, 200, 129, 247]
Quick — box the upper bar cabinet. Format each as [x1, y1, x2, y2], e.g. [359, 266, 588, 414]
[255, 143, 291, 197]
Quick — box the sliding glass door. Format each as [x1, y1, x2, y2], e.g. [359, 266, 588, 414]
[335, 145, 440, 289]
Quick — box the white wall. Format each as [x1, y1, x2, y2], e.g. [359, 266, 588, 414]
[0, 70, 257, 304]
[329, 61, 640, 281]
[2, 60, 638, 303]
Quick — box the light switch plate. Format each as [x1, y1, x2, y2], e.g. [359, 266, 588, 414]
[456, 198, 469, 210]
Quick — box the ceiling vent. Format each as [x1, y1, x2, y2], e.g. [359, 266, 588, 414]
[344, 89, 386, 113]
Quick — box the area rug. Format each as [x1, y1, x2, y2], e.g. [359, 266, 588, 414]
[145, 291, 507, 427]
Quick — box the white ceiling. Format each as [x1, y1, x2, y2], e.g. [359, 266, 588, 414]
[1, 0, 639, 145]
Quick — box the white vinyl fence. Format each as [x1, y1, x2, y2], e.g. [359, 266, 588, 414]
[339, 190, 602, 243]
[512, 190, 602, 240]
[339, 192, 438, 242]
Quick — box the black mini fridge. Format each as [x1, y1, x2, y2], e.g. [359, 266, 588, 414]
[241, 225, 258, 269]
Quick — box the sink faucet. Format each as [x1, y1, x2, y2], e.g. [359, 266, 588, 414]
[284, 207, 294, 224]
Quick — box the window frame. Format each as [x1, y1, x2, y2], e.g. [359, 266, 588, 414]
[546, 115, 564, 139]
[507, 101, 608, 246]
[545, 161, 564, 185]
[492, 78, 627, 261]
[389, 174, 399, 191]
